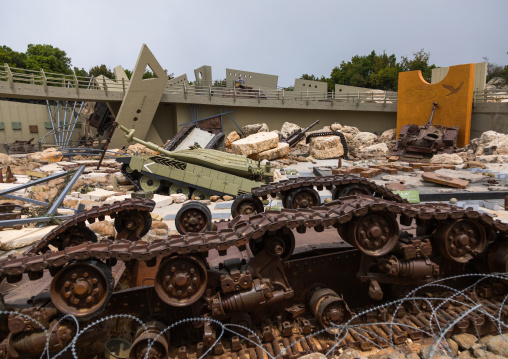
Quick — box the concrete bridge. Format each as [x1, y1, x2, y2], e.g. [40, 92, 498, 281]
[0, 64, 507, 149]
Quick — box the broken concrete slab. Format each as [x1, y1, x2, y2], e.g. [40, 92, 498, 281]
[175, 127, 216, 151]
[0, 225, 57, 250]
[80, 188, 119, 201]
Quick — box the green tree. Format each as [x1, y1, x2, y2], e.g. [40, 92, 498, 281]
[483, 56, 508, 82]
[400, 49, 435, 82]
[0, 46, 27, 68]
[25, 44, 72, 74]
[124, 68, 174, 80]
[89, 64, 114, 79]
[73, 67, 88, 77]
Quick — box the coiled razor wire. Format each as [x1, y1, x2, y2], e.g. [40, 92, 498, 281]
[2, 272, 508, 359]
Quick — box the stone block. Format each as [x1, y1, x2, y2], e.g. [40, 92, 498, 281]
[80, 188, 118, 201]
[225, 131, 240, 147]
[104, 194, 132, 205]
[249, 142, 289, 161]
[309, 136, 344, 159]
[231, 132, 279, 156]
[0, 225, 57, 250]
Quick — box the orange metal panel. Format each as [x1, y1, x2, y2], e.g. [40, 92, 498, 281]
[397, 64, 475, 147]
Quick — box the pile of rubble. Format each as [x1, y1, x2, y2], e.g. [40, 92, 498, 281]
[224, 121, 397, 164]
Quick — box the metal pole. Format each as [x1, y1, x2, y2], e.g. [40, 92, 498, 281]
[56, 100, 61, 145]
[46, 100, 58, 146]
[46, 165, 85, 215]
[64, 76, 93, 147]
[0, 169, 77, 197]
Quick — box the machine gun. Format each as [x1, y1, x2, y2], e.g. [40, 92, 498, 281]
[283, 120, 320, 148]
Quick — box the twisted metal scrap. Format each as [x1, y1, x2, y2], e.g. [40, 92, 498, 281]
[2, 273, 508, 359]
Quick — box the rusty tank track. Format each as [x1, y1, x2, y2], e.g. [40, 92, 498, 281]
[25, 198, 155, 255]
[2, 195, 508, 358]
[250, 175, 407, 203]
[120, 163, 143, 191]
[163, 123, 197, 151]
[2, 195, 505, 280]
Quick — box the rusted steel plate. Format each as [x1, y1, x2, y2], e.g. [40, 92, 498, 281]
[422, 172, 469, 189]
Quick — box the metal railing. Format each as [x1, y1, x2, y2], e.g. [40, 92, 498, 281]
[4, 64, 508, 106]
[0, 64, 398, 105]
[474, 89, 508, 104]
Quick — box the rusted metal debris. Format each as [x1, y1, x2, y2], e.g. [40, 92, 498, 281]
[422, 172, 469, 188]
[1, 188, 508, 357]
[281, 119, 320, 148]
[88, 102, 114, 136]
[390, 102, 459, 162]
[3, 138, 37, 155]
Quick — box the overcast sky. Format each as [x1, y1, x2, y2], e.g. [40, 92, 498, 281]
[2, 0, 507, 87]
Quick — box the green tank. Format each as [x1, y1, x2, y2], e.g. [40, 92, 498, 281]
[115, 125, 274, 198]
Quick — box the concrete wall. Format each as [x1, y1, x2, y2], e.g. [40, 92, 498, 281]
[335, 84, 377, 94]
[166, 74, 189, 89]
[194, 65, 212, 85]
[470, 103, 508, 139]
[0, 100, 84, 152]
[225, 69, 278, 89]
[431, 62, 487, 91]
[294, 79, 327, 93]
[172, 103, 397, 136]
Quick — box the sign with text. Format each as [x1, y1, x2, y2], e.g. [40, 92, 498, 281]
[393, 190, 420, 203]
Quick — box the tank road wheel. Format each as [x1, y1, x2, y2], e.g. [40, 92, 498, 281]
[154, 256, 208, 307]
[121, 163, 134, 175]
[192, 189, 209, 201]
[347, 211, 399, 256]
[56, 226, 97, 251]
[50, 260, 113, 319]
[175, 202, 212, 235]
[139, 175, 162, 193]
[231, 194, 264, 217]
[309, 289, 352, 334]
[169, 184, 190, 199]
[287, 187, 320, 209]
[332, 184, 372, 200]
[434, 219, 487, 263]
[249, 228, 295, 261]
[114, 210, 152, 240]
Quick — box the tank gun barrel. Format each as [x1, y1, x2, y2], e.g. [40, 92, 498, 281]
[118, 125, 173, 157]
[426, 102, 438, 126]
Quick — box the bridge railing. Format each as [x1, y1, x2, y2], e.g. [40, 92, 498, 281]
[0, 64, 97, 92]
[474, 89, 508, 104]
[166, 84, 399, 104]
[0, 64, 401, 104]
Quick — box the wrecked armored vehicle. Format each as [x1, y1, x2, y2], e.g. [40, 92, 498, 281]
[390, 102, 459, 162]
[116, 125, 274, 198]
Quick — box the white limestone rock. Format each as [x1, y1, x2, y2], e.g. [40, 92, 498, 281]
[241, 123, 269, 137]
[27, 148, 64, 164]
[225, 131, 240, 147]
[359, 143, 389, 157]
[309, 135, 344, 159]
[231, 132, 279, 156]
[378, 128, 397, 143]
[430, 153, 464, 165]
[250, 142, 289, 161]
[280, 122, 301, 138]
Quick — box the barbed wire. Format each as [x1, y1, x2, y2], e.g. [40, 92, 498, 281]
[2, 273, 508, 358]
